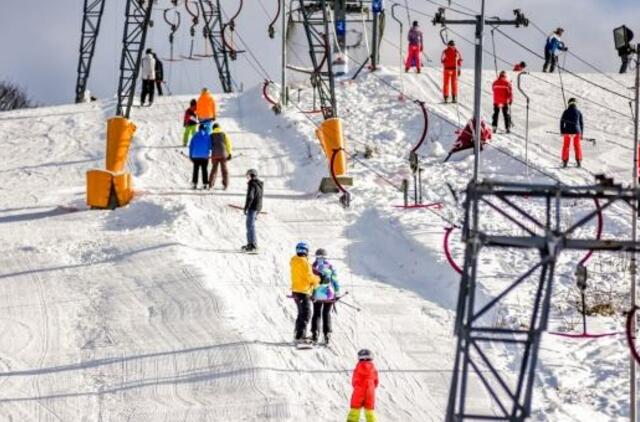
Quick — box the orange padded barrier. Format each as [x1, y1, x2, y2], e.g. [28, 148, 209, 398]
[106, 117, 136, 173]
[315, 118, 347, 176]
[113, 172, 134, 206]
[86, 169, 114, 209]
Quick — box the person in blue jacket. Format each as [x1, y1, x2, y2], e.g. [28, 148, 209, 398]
[560, 98, 584, 168]
[311, 248, 341, 345]
[189, 123, 212, 189]
[543, 28, 568, 73]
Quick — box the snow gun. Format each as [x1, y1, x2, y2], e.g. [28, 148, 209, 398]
[545, 131, 597, 145]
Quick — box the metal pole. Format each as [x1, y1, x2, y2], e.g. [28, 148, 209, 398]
[281, 0, 288, 106]
[631, 42, 640, 422]
[372, 11, 379, 68]
[517, 71, 531, 178]
[472, 0, 486, 185]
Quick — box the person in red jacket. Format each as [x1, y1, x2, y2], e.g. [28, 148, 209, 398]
[347, 349, 379, 422]
[444, 118, 492, 162]
[491, 71, 513, 133]
[441, 40, 462, 103]
[405, 21, 424, 73]
[182, 99, 198, 147]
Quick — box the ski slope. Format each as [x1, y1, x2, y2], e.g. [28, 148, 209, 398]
[0, 64, 636, 420]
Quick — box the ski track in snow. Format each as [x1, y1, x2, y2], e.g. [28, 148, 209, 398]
[0, 65, 636, 420]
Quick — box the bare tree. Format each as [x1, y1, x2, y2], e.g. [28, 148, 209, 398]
[0, 81, 35, 111]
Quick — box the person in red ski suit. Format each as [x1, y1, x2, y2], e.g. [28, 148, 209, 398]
[444, 118, 492, 162]
[441, 40, 463, 103]
[513, 61, 527, 72]
[405, 21, 424, 73]
[491, 71, 513, 133]
[560, 97, 584, 167]
[346, 349, 379, 422]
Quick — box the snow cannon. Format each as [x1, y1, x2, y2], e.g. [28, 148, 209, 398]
[316, 117, 353, 194]
[86, 117, 136, 209]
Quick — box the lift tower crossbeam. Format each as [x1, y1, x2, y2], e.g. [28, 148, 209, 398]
[115, 0, 153, 118]
[198, 0, 233, 93]
[75, 0, 106, 103]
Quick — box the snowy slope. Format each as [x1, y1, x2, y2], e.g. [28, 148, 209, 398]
[0, 63, 636, 421]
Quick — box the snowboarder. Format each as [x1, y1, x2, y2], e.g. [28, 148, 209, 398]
[405, 21, 424, 73]
[542, 28, 568, 73]
[560, 97, 584, 168]
[208, 123, 233, 190]
[153, 53, 165, 96]
[444, 118, 492, 162]
[140, 48, 156, 106]
[491, 71, 513, 133]
[310, 248, 341, 345]
[290, 242, 320, 343]
[188, 123, 212, 189]
[441, 40, 462, 103]
[183, 99, 198, 147]
[513, 61, 527, 72]
[346, 349, 379, 422]
[242, 169, 263, 252]
[196, 88, 217, 123]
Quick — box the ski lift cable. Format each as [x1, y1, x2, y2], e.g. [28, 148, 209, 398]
[423, 0, 476, 18]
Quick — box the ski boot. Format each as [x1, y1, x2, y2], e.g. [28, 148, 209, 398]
[562, 160, 568, 168]
[191, 183, 197, 190]
[492, 126, 498, 133]
[576, 160, 581, 168]
[311, 332, 319, 344]
[203, 183, 210, 190]
[241, 244, 253, 252]
[323, 333, 331, 345]
[443, 96, 449, 103]
[452, 95, 457, 104]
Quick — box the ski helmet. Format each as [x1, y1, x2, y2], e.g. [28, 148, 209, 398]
[412, 20, 419, 27]
[190, 99, 197, 107]
[357, 349, 373, 361]
[246, 169, 258, 178]
[315, 248, 327, 257]
[296, 242, 309, 255]
[448, 40, 455, 46]
[567, 98, 577, 106]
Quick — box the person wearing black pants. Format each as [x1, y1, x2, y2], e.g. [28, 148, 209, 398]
[311, 302, 333, 341]
[191, 158, 209, 188]
[140, 49, 156, 106]
[153, 53, 164, 96]
[188, 124, 212, 189]
[293, 292, 312, 340]
[290, 242, 319, 342]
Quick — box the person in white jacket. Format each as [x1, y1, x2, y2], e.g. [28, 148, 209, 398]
[140, 49, 156, 106]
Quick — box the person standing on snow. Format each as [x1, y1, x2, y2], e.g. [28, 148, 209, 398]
[346, 349, 379, 422]
[491, 71, 513, 133]
[542, 27, 568, 73]
[560, 97, 584, 168]
[441, 40, 462, 103]
[153, 53, 165, 96]
[208, 123, 233, 190]
[183, 99, 198, 147]
[196, 88, 217, 123]
[188, 124, 212, 189]
[290, 242, 319, 342]
[310, 248, 341, 345]
[140, 48, 156, 106]
[405, 21, 424, 73]
[242, 169, 263, 252]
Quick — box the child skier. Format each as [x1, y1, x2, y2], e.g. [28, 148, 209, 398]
[188, 124, 211, 189]
[560, 97, 584, 168]
[513, 61, 527, 72]
[347, 349, 379, 422]
[405, 21, 423, 73]
[441, 40, 463, 103]
[542, 27, 568, 73]
[290, 242, 319, 343]
[444, 118, 492, 162]
[311, 248, 341, 345]
[183, 99, 198, 147]
[242, 169, 263, 252]
[209, 123, 233, 190]
[491, 71, 513, 133]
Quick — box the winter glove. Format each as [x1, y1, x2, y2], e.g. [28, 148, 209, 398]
[562, 46, 568, 52]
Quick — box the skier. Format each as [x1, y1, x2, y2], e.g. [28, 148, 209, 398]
[542, 28, 568, 73]
[140, 48, 156, 106]
[560, 97, 584, 168]
[290, 242, 320, 343]
[513, 61, 527, 72]
[405, 21, 424, 73]
[441, 40, 462, 103]
[208, 123, 233, 190]
[196, 88, 217, 123]
[183, 99, 198, 147]
[346, 349, 379, 422]
[617, 27, 635, 74]
[491, 71, 513, 133]
[188, 123, 211, 189]
[310, 248, 341, 345]
[153, 53, 165, 96]
[242, 169, 263, 252]
[444, 118, 492, 162]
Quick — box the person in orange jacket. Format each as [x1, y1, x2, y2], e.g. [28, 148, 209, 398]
[346, 349, 379, 422]
[491, 71, 513, 133]
[441, 40, 462, 103]
[290, 242, 319, 342]
[196, 87, 217, 122]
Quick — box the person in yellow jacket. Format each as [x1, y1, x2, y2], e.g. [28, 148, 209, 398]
[208, 123, 233, 189]
[196, 87, 217, 122]
[290, 242, 319, 342]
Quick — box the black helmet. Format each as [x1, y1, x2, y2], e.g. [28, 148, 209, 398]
[448, 40, 455, 46]
[357, 349, 373, 361]
[315, 248, 327, 257]
[413, 20, 419, 27]
[246, 169, 258, 178]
